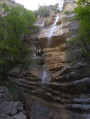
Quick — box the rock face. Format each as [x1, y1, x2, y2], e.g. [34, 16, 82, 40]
[0, 86, 27, 119]
[37, 0, 78, 71]
[9, 62, 90, 119]
[35, 9, 55, 28]
[63, 0, 77, 11]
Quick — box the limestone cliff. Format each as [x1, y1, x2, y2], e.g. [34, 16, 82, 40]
[37, 0, 78, 71]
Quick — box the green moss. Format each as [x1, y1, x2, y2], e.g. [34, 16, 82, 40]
[69, 61, 76, 66]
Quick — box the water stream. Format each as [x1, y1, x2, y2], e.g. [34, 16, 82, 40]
[41, 65, 49, 84]
[42, 14, 59, 84]
[48, 14, 59, 39]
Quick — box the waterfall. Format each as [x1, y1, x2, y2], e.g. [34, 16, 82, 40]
[42, 65, 49, 84]
[48, 14, 59, 39]
[42, 14, 59, 84]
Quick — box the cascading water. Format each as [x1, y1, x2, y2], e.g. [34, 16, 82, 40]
[42, 14, 59, 84]
[41, 65, 49, 84]
[48, 14, 59, 39]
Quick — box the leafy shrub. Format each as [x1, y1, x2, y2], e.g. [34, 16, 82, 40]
[34, 4, 58, 17]
[9, 82, 21, 100]
[66, 38, 83, 61]
[64, 10, 74, 15]
[34, 5, 50, 17]
[74, 0, 90, 60]
[0, 4, 37, 74]
[67, 0, 90, 61]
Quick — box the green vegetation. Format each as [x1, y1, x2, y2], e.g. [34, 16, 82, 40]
[35, 5, 50, 17]
[0, 2, 37, 75]
[49, 4, 59, 12]
[67, 0, 90, 61]
[64, 10, 74, 15]
[34, 4, 59, 17]
[69, 61, 76, 66]
[66, 38, 82, 62]
[9, 82, 21, 99]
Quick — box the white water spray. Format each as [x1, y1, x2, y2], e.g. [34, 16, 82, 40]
[48, 14, 59, 39]
[42, 65, 48, 84]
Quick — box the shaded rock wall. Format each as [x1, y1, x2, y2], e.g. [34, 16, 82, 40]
[9, 62, 90, 119]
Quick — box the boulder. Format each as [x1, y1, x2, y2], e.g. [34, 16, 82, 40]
[12, 112, 27, 119]
[0, 101, 23, 115]
[0, 86, 10, 101]
[0, 114, 11, 119]
[0, 86, 27, 119]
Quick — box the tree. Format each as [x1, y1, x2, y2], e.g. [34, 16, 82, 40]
[35, 5, 50, 17]
[74, 0, 90, 59]
[76, 0, 90, 5]
[0, 4, 37, 74]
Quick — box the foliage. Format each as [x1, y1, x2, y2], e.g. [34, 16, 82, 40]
[0, 39, 29, 72]
[64, 10, 74, 15]
[0, 0, 13, 10]
[49, 4, 59, 12]
[76, 0, 90, 6]
[0, 3, 37, 74]
[34, 4, 58, 17]
[34, 5, 50, 17]
[67, 0, 90, 61]
[9, 82, 21, 100]
[66, 38, 83, 62]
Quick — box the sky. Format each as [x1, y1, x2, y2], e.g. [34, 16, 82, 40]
[15, 0, 64, 11]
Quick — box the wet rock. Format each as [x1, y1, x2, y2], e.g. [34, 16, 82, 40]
[37, 15, 78, 48]
[12, 112, 27, 119]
